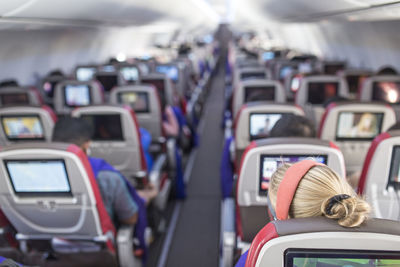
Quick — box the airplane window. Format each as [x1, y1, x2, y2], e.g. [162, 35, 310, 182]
[240, 72, 266, 80]
[82, 114, 124, 141]
[372, 81, 400, 104]
[249, 113, 284, 140]
[76, 67, 97, 82]
[307, 82, 338, 104]
[259, 155, 327, 195]
[64, 85, 91, 107]
[5, 159, 71, 196]
[142, 79, 166, 108]
[0, 93, 29, 106]
[244, 86, 275, 102]
[117, 91, 149, 113]
[388, 146, 400, 189]
[285, 248, 400, 267]
[120, 66, 139, 82]
[1, 115, 44, 141]
[95, 73, 118, 92]
[336, 112, 383, 141]
[156, 65, 179, 82]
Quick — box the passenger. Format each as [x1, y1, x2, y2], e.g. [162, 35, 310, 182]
[235, 161, 371, 266]
[52, 117, 139, 226]
[52, 117, 151, 259]
[376, 65, 398, 75]
[269, 114, 316, 138]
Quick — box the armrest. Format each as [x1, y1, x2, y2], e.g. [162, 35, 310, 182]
[220, 198, 236, 267]
[149, 154, 167, 188]
[117, 224, 139, 267]
[166, 138, 177, 171]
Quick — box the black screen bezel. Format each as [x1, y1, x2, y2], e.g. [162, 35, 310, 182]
[117, 91, 150, 113]
[307, 81, 339, 104]
[81, 114, 124, 141]
[372, 81, 400, 104]
[63, 84, 92, 107]
[4, 159, 72, 197]
[0, 93, 30, 106]
[1, 114, 45, 141]
[285, 248, 400, 267]
[388, 145, 400, 190]
[335, 111, 384, 141]
[248, 112, 287, 141]
[259, 154, 328, 196]
[244, 86, 276, 102]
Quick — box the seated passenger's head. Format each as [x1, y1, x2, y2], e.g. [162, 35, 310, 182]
[268, 161, 370, 227]
[269, 114, 316, 138]
[52, 117, 93, 153]
[376, 65, 398, 75]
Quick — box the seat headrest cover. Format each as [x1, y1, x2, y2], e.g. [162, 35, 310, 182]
[276, 160, 323, 220]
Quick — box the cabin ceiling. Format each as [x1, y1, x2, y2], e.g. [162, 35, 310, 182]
[1, 0, 400, 32]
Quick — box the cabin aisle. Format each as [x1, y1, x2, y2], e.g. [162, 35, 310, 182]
[163, 63, 225, 267]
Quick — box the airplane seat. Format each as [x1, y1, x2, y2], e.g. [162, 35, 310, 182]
[221, 103, 305, 199]
[220, 137, 346, 267]
[0, 105, 57, 146]
[0, 142, 138, 267]
[357, 129, 400, 221]
[337, 69, 373, 100]
[95, 70, 120, 94]
[109, 85, 164, 150]
[71, 105, 171, 210]
[232, 79, 286, 120]
[359, 75, 400, 119]
[244, 217, 400, 267]
[71, 105, 147, 184]
[295, 75, 349, 127]
[154, 63, 184, 99]
[53, 80, 104, 115]
[318, 102, 396, 176]
[117, 63, 142, 85]
[141, 74, 175, 110]
[232, 103, 304, 168]
[233, 67, 270, 89]
[0, 86, 43, 107]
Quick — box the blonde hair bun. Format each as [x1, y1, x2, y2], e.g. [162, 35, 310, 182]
[321, 194, 371, 227]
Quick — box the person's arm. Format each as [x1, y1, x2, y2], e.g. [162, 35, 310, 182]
[97, 171, 139, 225]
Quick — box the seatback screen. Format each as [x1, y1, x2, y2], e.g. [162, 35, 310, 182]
[155, 65, 179, 82]
[0, 93, 29, 106]
[372, 81, 400, 104]
[285, 249, 400, 267]
[82, 114, 123, 141]
[5, 159, 71, 196]
[241, 72, 266, 80]
[1, 115, 44, 141]
[388, 146, 400, 189]
[259, 155, 327, 195]
[307, 82, 339, 104]
[96, 74, 118, 92]
[244, 86, 275, 102]
[76, 67, 97, 82]
[142, 79, 166, 109]
[120, 67, 139, 82]
[249, 113, 284, 140]
[117, 92, 149, 113]
[336, 112, 383, 141]
[64, 85, 91, 107]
